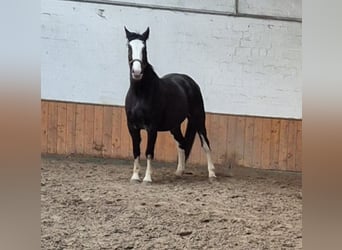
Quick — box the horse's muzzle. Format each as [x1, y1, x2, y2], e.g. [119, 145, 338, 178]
[132, 72, 143, 80]
[131, 60, 143, 80]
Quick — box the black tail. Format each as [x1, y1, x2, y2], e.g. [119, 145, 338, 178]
[184, 120, 197, 161]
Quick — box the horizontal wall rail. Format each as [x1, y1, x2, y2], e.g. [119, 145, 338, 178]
[62, 0, 302, 23]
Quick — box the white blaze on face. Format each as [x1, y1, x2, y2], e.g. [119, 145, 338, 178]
[129, 39, 145, 80]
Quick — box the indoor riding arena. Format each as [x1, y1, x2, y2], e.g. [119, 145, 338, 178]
[41, 0, 302, 249]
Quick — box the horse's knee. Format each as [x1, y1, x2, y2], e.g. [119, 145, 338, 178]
[145, 152, 154, 160]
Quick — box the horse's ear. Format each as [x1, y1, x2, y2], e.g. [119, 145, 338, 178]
[124, 26, 131, 39]
[142, 27, 150, 41]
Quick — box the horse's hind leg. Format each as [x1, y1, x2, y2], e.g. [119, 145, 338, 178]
[197, 123, 217, 178]
[170, 126, 186, 176]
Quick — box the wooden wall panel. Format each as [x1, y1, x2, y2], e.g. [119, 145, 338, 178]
[93, 105, 104, 156]
[66, 103, 76, 154]
[75, 104, 85, 154]
[287, 121, 297, 171]
[120, 108, 131, 159]
[84, 105, 95, 155]
[295, 122, 302, 171]
[235, 117, 246, 165]
[41, 102, 48, 153]
[102, 106, 113, 157]
[226, 116, 238, 167]
[41, 100, 302, 171]
[261, 118, 272, 169]
[111, 106, 122, 158]
[244, 117, 255, 167]
[47, 102, 58, 154]
[279, 120, 289, 170]
[57, 103, 67, 154]
[252, 117, 263, 168]
[270, 119, 281, 169]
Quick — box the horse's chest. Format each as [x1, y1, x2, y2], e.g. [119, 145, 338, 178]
[128, 101, 152, 128]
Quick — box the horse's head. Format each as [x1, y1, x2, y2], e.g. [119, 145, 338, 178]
[124, 27, 150, 81]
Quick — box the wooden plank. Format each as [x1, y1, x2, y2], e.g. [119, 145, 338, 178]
[75, 104, 85, 154]
[41, 101, 48, 153]
[209, 114, 226, 165]
[66, 103, 76, 154]
[243, 117, 255, 167]
[200, 113, 213, 165]
[120, 107, 131, 159]
[192, 132, 203, 165]
[217, 114, 228, 164]
[163, 129, 177, 163]
[207, 113, 219, 163]
[252, 117, 263, 168]
[187, 118, 202, 165]
[227, 115, 237, 167]
[103, 106, 113, 157]
[287, 120, 297, 171]
[47, 102, 58, 154]
[112, 106, 122, 158]
[278, 119, 289, 170]
[84, 104, 95, 155]
[93, 105, 104, 156]
[140, 129, 147, 159]
[56, 102, 67, 154]
[154, 131, 165, 161]
[295, 121, 302, 171]
[261, 118, 271, 169]
[270, 119, 281, 169]
[235, 116, 246, 166]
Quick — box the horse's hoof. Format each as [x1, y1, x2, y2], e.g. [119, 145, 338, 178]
[209, 176, 218, 183]
[130, 178, 141, 184]
[142, 180, 152, 185]
[175, 170, 184, 177]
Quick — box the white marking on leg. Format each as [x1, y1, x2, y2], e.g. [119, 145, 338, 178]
[131, 157, 141, 181]
[143, 156, 153, 182]
[200, 135, 216, 178]
[175, 146, 185, 176]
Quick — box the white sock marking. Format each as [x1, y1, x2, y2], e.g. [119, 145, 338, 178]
[131, 157, 141, 181]
[175, 147, 185, 176]
[200, 135, 216, 178]
[143, 156, 152, 182]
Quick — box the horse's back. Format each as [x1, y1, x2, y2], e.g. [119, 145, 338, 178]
[159, 73, 206, 123]
[161, 73, 199, 89]
[161, 73, 203, 102]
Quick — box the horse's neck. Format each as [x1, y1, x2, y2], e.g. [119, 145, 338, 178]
[144, 64, 159, 82]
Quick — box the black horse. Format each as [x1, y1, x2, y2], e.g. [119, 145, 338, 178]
[124, 27, 216, 183]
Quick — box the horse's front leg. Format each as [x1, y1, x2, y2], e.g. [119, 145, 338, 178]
[128, 126, 141, 182]
[144, 129, 157, 183]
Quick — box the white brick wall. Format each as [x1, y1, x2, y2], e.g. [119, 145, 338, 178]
[41, 0, 302, 119]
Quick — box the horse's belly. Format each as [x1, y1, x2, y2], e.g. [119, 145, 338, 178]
[157, 113, 187, 131]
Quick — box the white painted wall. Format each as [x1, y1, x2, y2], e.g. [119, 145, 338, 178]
[239, 0, 302, 19]
[41, 0, 302, 119]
